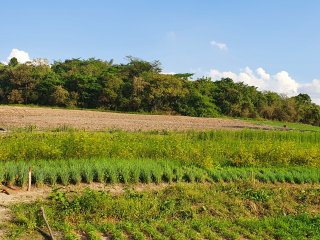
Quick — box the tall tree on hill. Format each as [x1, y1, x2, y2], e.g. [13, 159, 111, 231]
[8, 64, 38, 104]
[98, 69, 123, 110]
[8, 57, 18, 67]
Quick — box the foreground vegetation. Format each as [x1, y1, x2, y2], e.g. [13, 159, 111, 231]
[1, 57, 319, 126]
[1, 130, 320, 168]
[1, 129, 320, 187]
[7, 183, 320, 239]
[1, 129, 320, 239]
[1, 128, 319, 189]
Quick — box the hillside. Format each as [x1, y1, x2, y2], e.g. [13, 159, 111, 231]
[1, 57, 319, 127]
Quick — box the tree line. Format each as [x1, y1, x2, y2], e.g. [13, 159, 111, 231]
[0, 57, 319, 126]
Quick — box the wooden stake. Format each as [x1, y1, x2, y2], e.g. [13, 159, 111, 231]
[28, 167, 32, 191]
[41, 207, 55, 240]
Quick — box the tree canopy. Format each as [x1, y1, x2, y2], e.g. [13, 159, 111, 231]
[0, 57, 319, 126]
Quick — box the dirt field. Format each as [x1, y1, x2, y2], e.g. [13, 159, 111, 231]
[0, 106, 273, 131]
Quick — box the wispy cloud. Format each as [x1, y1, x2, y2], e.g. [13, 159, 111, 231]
[210, 40, 228, 51]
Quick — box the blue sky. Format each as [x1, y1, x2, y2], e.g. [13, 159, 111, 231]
[1, 0, 320, 104]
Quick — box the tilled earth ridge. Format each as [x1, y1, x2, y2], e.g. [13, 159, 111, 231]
[0, 106, 274, 131]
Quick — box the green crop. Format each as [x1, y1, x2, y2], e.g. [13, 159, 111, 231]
[0, 158, 211, 187]
[1, 158, 319, 187]
[0, 130, 319, 169]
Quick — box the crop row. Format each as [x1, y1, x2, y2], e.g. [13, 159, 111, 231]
[0, 159, 209, 187]
[209, 167, 320, 184]
[1, 159, 320, 187]
[1, 130, 320, 168]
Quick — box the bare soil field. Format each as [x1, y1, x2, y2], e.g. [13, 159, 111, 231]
[0, 106, 273, 131]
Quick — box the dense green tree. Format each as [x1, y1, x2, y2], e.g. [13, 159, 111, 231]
[8, 57, 18, 67]
[52, 58, 111, 108]
[98, 70, 123, 109]
[180, 88, 219, 117]
[173, 73, 194, 80]
[121, 56, 162, 80]
[0, 57, 318, 126]
[212, 78, 243, 116]
[36, 72, 62, 105]
[50, 85, 69, 106]
[136, 72, 188, 112]
[179, 78, 219, 117]
[293, 94, 320, 124]
[7, 89, 23, 103]
[8, 64, 38, 103]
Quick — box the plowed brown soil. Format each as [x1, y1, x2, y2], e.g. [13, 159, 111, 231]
[0, 106, 273, 131]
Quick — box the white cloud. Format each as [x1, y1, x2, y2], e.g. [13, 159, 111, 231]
[299, 79, 320, 105]
[210, 41, 228, 51]
[256, 67, 270, 81]
[209, 67, 266, 90]
[162, 71, 176, 75]
[209, 67, 320, 105]
[273, 71, 299, 96]
[210, 69, 237, 80]
[6, 49, 31, 64]
[314, 99, 320, 105]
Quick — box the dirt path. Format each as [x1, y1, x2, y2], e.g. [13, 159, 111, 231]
[0, 186, 52, 239]
[0, 207, 10, 238]
[0, 183, 168, 238]
[0, 106, 273, 131]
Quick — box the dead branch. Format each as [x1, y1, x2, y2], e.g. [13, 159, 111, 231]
[40, 207, 55, 240]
